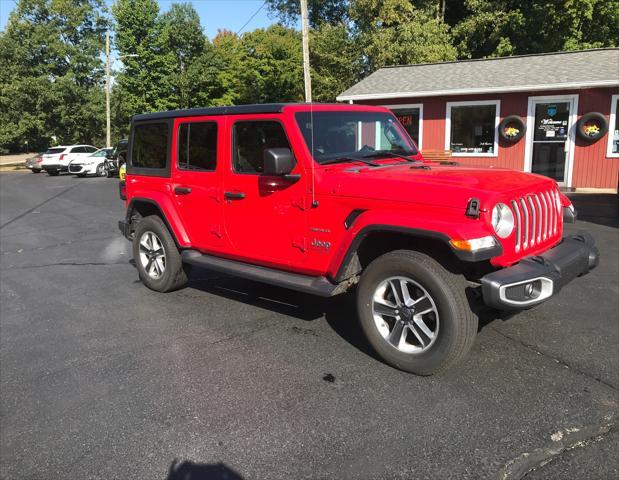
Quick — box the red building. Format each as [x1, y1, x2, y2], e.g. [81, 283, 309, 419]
[338, 48, 619, 192]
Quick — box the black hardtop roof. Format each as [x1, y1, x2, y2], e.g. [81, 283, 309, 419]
[132, 103, 290, 122]
[131, 102, 383, 122]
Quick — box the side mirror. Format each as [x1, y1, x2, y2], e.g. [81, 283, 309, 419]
[263, 148, 295, 176]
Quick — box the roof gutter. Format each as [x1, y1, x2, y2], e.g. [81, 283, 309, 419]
[336, 80, 619, 102]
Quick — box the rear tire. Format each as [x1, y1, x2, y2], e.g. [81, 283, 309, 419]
[356, 250, 477, 375]
[32, 169, 41, 173]
[132, 215, 189, 292]
[47, 170, 59, 176]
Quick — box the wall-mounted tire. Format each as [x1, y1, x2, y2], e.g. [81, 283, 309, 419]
[499, 115, 526, 142]
[577, 112, 608, 141]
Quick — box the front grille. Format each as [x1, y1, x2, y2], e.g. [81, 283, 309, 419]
[69, 164, 83, 173]
[510, 189, 561, 253]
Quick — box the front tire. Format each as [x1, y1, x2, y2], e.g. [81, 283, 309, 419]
[357, 250, 477, 375]
[132, 215, 189, 292]
[96, 163, 106, 177]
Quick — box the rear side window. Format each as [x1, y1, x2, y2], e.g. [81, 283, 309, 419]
[85, 146, 97, 153]
[132, 123, 168, 169]
[233, 121, 290, 174]
[72, 147, 85, 153]
[178, 122, 217, 171]
[45, 148, 65, 154]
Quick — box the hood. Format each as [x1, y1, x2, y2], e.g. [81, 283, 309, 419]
[318, 163, 556, 209]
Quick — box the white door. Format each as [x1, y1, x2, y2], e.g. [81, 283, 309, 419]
[525, 95, 578, 187]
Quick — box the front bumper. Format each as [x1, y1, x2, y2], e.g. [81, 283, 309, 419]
[42, 164, 68, 172]
[481, 232, 599, 310]
[69, 163, 96, 174]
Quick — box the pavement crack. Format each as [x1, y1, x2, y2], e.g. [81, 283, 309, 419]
[3, 261, 129, 270]
[491, 327, 617, 391]
[0, 235, 120, 256]
[497, 416, 617, 480]
[0, 183, 80, 229]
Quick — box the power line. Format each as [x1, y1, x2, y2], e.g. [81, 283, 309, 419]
[235, 0, 266, 35]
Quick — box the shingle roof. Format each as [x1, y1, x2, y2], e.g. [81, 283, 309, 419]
[337, 48, 619, 101]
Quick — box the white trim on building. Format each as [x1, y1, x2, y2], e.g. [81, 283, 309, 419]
[607, 94, 619, 158]
[445, 100, 500, 158]
[523, 94, 579, 188]
[337, 80, 619, 102]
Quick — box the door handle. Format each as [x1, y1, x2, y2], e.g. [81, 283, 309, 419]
[174, 186, 192, 195]
[224, 191, 246, 200]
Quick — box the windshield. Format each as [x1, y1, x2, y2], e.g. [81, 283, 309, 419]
[91, 149, 109, 157]
[295, 111, 417, 164]
[45, 148, 65, 155]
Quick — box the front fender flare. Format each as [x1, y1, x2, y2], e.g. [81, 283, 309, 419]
[328, 215, 500, 283]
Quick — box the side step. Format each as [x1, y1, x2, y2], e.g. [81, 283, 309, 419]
[181, 250, 341, 297]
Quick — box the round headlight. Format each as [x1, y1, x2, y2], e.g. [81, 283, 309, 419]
[491, 203, 514, 239]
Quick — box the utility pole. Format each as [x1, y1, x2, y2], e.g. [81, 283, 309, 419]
[300, 0, 312, 103]
[105, 30, 111, 148]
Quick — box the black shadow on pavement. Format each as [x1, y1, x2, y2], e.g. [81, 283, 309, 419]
[167, 459, 244, 480]
[567, 193, 619, 228]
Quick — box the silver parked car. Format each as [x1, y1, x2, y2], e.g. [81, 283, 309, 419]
[24, 154, 43, 173]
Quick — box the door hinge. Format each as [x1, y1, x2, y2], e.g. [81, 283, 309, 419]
[292, 237, 307, 252]
[292, 197, 306, 211]
[210, 225, 222, 238]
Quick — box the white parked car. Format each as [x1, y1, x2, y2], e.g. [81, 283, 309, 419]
[40, 145, 98, 176]
[68, 147, 113, 177]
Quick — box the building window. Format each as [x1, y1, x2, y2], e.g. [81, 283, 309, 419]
[608, 94, 619, 158]
[446, 100, 500, 156]
[384, 104, 423, 149]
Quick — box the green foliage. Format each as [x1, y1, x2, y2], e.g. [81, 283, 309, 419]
[265, 0, 350, 27]
[451, 0, 619, 58]
[112, 0, 172, 130]
[2, 0, 618, 152]
[310, 23, 363, 102]
[159, 3, 205, 108]
[238, 25, 305, 104]
[350, 0, 457, 70]
[0, 0, 107, 152]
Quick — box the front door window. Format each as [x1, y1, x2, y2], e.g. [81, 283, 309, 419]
[531, 102, 570, 182]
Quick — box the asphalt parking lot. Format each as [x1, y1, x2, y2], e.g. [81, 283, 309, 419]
[1, 171, 617, 480]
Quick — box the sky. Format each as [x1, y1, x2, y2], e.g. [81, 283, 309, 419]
[0, 0, 287, 39]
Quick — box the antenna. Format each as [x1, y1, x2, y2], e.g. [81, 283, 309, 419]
[300, 0, 318, 207]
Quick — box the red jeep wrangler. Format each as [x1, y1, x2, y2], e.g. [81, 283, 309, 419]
[119, 103, 598, 375]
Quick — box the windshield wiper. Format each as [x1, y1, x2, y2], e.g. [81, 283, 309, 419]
[321, 156, 380, 167]
[362, 150, 420, 163]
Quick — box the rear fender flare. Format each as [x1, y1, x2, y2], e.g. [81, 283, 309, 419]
[126, 196, 191, 247]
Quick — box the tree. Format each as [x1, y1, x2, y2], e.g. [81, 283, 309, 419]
[238, 25, 305, 104]
[450, 0, 619, 59]
[350, 0, 457, 70]
[265, 0, 350, 27]
[159, 3, 205, 109]
[185, 30, 245, 107]
[112, 0, 174, 127]
[310, 23, 362, 102]
[0, 0, 107, 152]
